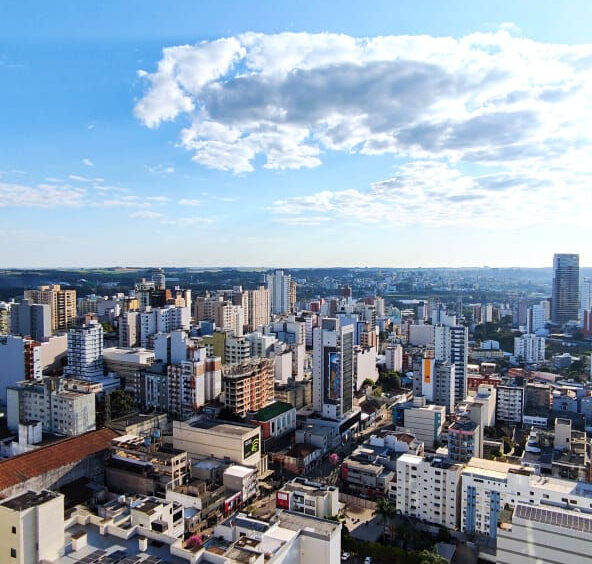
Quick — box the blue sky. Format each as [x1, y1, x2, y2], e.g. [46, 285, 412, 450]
[1, 1, 592, 268]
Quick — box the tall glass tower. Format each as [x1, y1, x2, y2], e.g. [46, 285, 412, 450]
[551, 253, 580, 325]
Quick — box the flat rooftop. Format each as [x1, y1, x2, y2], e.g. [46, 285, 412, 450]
[0, 490, 60, 511]
[187, 418, 257, 437]
[279, 511, 340, 538]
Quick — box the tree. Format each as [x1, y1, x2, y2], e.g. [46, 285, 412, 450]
[373, 498, 396, 542]
[109, 389, 134, 419]
[418, 550, 448, 564]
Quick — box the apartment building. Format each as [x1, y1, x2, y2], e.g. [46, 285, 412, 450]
[24, 284, 76, 332]
[64, 320, 103, 380]
[396, 454, 463, 530]
[223, 358, 275, 417]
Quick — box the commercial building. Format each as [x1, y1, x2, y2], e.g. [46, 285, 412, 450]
[250, 401, 296, 449]
[103, 346, 155, 390]
[412, 352, 455, 413]
[396, 454, 463, 530]
[552, 253, 580, 325]
[276, 478, 339, 519]
[64, 320, 104, 380]
[223, 358, 274, 417]
[312, 318, 354, 420]
[172, 417, 263, 472]
[0, 490, 64, 564]
[24, 284, 76, 333]
[497, 503, 592, 564]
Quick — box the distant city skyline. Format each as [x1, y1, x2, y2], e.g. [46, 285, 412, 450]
[2, 1, 592, 267]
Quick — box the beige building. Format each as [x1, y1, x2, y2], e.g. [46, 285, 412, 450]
[247, 286, 270, 332]
[0, 490, 64, 564]
[173, 417, 263, 471]
[223, 358, 275, 417]
[24, 285, 76, 332]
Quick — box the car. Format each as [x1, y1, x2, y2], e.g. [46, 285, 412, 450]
[341, 552, 350, 561]
[364, 557, 372, 564]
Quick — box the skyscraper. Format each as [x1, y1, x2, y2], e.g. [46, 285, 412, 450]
[266, 270, 293, 315]
[312, 318, 354, 420]
[551, 253, 579, 325]
[24, 284, 76, 332]
[10, 298, 51, 341]
[435, 324, 468, 403]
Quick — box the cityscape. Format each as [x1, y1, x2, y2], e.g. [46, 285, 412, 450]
[2, 3, 592, 564]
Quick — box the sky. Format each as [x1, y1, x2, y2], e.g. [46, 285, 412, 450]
[1, 1, 592, 268]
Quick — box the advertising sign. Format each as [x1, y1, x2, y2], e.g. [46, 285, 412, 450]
[243, 435, 260, 459]
[328, 351, 340, 401]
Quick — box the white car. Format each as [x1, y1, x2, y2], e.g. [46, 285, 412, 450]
[364, 557, 372, 564]
[341, 552, 350, 561]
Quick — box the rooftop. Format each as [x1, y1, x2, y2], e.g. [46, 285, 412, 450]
[278, 511, 340, 538]
[514, 503, 592, 533]
[251, 401, 294, 422]
[0, 490, 61, 511]
[0, 428, 118, 492]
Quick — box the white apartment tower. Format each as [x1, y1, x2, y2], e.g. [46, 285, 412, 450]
[435, 324, 468, 403]
[65, 320, 103, 380]
[313, 318, 354, 420]
[514, 334, 546, 363]
[266, 270, 293, 315]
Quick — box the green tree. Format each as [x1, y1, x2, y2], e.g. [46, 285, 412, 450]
[373, 498, 396, 542]
[109, 389, 134, 419]
[418, 550, 448, 564]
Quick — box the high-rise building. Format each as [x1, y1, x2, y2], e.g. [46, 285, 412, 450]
[222, 358, 274, 417]
[551, 253, 579, 325]
[150, 267, 166, 290]
[435, 325, 468, 404]
[312, 318, 354, 420]
[10, 299, 51, 342]
[24, 284, 76, 332]
[0, 301, 11, 335]
[247, 286, 270, 331]
[526, 303, 546, 333]
[65, 320, 104, 380]
[266, 270, 293, 315]
[412, 352, 456, 413]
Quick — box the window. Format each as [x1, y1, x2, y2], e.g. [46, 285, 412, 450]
[10, 548, 16, 558]
[11, 527, 15, 534]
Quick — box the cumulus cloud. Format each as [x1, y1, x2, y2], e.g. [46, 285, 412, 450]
[270, 160, 591, 228]
[82, 158, 94, 167]
[178, 199, 201, 206]
[134, 30, 592, 176]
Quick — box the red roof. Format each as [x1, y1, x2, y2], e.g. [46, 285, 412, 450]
[0, 428, 119, 492]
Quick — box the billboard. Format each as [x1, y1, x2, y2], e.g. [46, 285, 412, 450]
[243, 435, 260, 459]
[423, 358, 431, 384]
[327, 351, 341, 401]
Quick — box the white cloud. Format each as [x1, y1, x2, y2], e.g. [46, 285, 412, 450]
[178, 198, 201, 206]
[147, 196, 170, 202]
[270, 160, 591, 229]
[146, 164, 175, 175]
[160, 216, 213, 226]
[0, 182, 85, 208]
[82, 158, 94, 167]
[134, 30, 592, 179]
[130, 210, 163, 219]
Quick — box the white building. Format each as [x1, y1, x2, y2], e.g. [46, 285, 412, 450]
[65, 320, 103, 380]
[514, 334, 546, 363]
[385, 343, 403, 372]
[225, 335, 251, 365]
[276, 478, 339, 519]
[435, 325, 469, 403]
[526, 303, 546, 333]
[312, 318, 354, 420]
[396, 454, 463, 530]
[0, 490, 64, 564]
[7, 378, 96, 436]
[266, 270, 292, 315]
[139, 306, 190, 347]
[461, 457, 592, 539]
[354, 345, 378, 391]
[413, 354, 455, 413]
[395, 397, 446, 449]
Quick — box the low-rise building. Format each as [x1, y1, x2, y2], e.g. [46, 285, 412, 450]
[276, 478, 339, 519]
[393, 396, 446, 449]
[249, 401, 296, 450]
